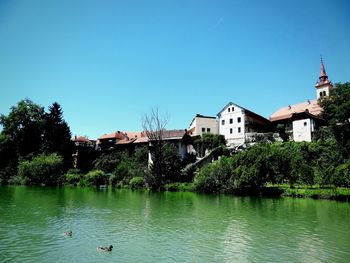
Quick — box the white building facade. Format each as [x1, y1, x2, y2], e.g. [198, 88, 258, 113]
[217, 102, 271, 146]
[217, 103, 245, 145]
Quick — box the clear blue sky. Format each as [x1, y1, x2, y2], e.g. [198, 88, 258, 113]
[0, 0, 349, 139]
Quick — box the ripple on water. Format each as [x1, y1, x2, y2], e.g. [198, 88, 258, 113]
[1, 188, 350, 263]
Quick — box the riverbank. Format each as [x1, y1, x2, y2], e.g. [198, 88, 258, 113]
[163, 183, 350, 201]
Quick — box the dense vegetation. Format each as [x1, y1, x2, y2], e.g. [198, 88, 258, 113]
[0, 99, 72, 185]
[0, 83, 349, 200]
[193, 82, 350, 196]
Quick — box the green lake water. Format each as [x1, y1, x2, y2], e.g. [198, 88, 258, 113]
[0, 186, 349, 262]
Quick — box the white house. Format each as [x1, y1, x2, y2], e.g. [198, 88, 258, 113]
[188, 114, 218, 136]
[270, 59, 331, 142]
[217, 102, 271, 146]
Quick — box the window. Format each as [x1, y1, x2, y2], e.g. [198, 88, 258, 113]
[319, 91, 322, 97]
[323, 91, 326, 96]
[304, 122, 307, 126]
[229, 118, 233, 124]
[237, 117, 241, 123]
[202, 127, 205, 132]
[230, 128, 233, 134]
[232, 107, 234, 112]
[207, 128, 211, 132]
[228, 108, 230, 112]
[238, 127, 241, 133]
[221, 119, 225, 125]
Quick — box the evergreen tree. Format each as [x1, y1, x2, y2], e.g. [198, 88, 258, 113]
[43, 102, 73, 169]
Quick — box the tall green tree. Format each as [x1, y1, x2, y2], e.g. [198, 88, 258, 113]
[43, 102, 73, 169]
[320, 82, 350, 157]
[0, 99, 45, 158]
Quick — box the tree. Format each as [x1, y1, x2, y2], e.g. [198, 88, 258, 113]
[320, 82, 350, 157]
[0, 133, 17, 183]
[142, 108, 169, 190]
[16, 153, 64, 185]
[43, 102, 73, 169]
[0, 99, 45, 158]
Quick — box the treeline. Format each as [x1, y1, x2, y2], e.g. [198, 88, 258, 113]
[0, 83, 349, 193]
[0, 99, 72, 185]
[194, 136, 350, 193]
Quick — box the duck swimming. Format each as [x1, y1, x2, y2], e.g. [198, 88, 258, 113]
[97, 245, 113, 252]
[63, 230, 72, 237]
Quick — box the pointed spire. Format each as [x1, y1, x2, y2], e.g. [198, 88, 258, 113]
[320, 56, 327, 78]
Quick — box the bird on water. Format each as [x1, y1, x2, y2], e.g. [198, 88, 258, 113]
[63, 230, 72, 237]
[97, 245, 113, 252]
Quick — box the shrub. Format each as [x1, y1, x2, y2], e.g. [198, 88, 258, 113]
[194, 157, 232, 193]
[65, 168, 83, 186]
[17, 153, 64, 185]
[85, 170, 108, 186]
[129, 176, 145, 190]
[333, 159, 350, 187]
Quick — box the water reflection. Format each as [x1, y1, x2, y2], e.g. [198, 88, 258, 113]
[0, 186, 350, 262]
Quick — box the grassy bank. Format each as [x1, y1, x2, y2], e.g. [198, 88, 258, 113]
[163, 183, 350, 201]
[279, 185, 350, 201]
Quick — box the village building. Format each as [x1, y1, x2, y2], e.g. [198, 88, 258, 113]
[96, 131, 144, 151]
[217, 102, 272, 146]
[188, 114, 219, 136]
[270, 59, 332, 142]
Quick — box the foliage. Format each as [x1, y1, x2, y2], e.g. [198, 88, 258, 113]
[65, 168, 83, 186]
[194, 140, 347, 193]
[194, 157, 232, 193]
[146, 143, 184, 190]
[0, 99, 74, 184]
[93, 151, 122, 173]
[165, 182, 195, 192]
[0, 133, 17, 183]
[0, 99, 45, 158]
[320, 82, 350, 157]
[110, 147, 148, 187]
[85, 170, 108, 186]
[129, 176, 145, 190]
[276, 124, 289, 142]
[181, 163, 197, 182]
[16, 153, 64, 185]
[193, 133, 226, 157]
[43, 102, 73, 169]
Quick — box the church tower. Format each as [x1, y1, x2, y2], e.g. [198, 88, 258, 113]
[315, 58, 333, 99]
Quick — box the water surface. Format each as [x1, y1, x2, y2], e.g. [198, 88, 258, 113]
[0, 186, 349, 262]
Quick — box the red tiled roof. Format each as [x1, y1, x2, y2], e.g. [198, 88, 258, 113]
[270, 99, 322, 122]
[124, 131, 144, 139]
[134, 137, 149, 144]
[74, 136, 90, 143]
[162, 129, 186, 139]
[98, 132, 127, 140]
[116, 138, 135, 145]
